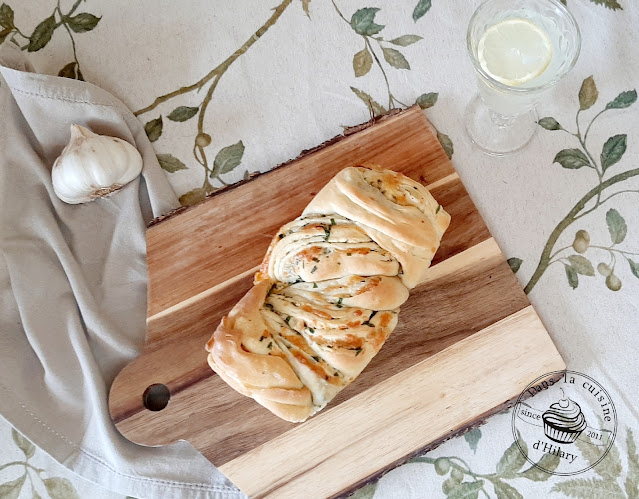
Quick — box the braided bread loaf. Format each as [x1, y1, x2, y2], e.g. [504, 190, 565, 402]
[205, 165, 450, 422]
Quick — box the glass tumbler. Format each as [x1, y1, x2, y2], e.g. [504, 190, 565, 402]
[465, 0, 581, 156]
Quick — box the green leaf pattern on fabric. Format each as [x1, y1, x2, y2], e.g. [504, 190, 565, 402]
[519, 453, 561, 480]
[350, 86, 387, 116]
[96, 0, 455, 204]
[301, 0, 311, 18]
[353, 47, 373, 77]
[553, 149, 591, 169]
[213, 140, 245, 176]
[415, 92, 438, 109]
[350, 8, 384, 36]
[167, 106, 199, 122]
[507, 257, 523, 274]
[28, 15, 56, 52]
[578, 76, 598, 110]
[412, 0, 432, 21]
[0, 3, 14, 29]
[551, 477, 625, 498]
[448, 480, 484, 499]
[389, 34, 422, 46]
[66, 13, 101, 33]
[626, 429, 639, 499]
[437, 131, 454, 159]
[396, 429, 639, 499]
[0, 428, 80, 499]
[11, 428, 35, 459]
[44, 477, 81, 499]
[538, 117, 563, 130]
[349, 483, 377, 499]
[496, 438, 528, 477]
[381, 47, 410, 69]
[606, 90, 637, 109]
[179, 187, 207, 206]
[524, 76, 638, 294]
[464, 428, 482, 454]
[576, 434, 623, 480]
[606, 209, 627, 244]
[58, 61, 84, 80]
[0, 4, 635, 499]
[601, 134, 627, 172]
[144, 116, 163, 143]
[0, 26, 12, 44]
[157, 153, 188, 173]
[1, 0, 99, 80]
[0, 474, 26, 499]
[564, 263, 579, 289]
[567, 255, 595, 276]
[589, 0, 623, 10]
[492, 479, 524, 499]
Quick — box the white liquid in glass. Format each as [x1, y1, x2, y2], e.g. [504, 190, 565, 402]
[476, 9, 574, 116]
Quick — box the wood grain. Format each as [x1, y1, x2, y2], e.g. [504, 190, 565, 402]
[108, 106, 565, 497]
[145, 107, 452, 321]
[220, 306, 564, 499]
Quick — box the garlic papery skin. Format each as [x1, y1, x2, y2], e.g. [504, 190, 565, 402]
[51, 124, 143, 204]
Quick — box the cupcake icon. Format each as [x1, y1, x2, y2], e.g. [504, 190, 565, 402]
[542, 392, 587, 444]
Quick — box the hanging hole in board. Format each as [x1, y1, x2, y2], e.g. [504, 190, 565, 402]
[143, 383, 171, 411]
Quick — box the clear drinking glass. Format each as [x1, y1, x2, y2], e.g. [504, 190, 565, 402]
[465, 0, 581, 155]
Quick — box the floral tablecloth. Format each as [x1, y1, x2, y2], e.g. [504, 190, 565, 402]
[1, 0, 638, 498]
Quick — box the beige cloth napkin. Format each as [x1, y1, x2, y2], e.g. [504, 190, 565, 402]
[0, 44, 242, 499]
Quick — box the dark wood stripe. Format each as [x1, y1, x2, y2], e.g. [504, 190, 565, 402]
[429, 176, 491, 266]
[110, 367, 214, 425]
[146, 106, 451, 316]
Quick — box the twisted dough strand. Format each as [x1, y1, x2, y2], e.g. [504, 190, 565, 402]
[206, 165, 450, 422]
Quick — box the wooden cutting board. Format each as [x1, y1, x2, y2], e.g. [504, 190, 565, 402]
[109, 105, 565, 498]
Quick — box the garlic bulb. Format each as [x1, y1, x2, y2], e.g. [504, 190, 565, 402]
[52, 124, 143, 204]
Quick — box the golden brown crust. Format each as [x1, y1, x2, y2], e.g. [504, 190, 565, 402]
[206, 165, 449, 422]
[205, 281, 315, 419]
[302, 166, 450, 288]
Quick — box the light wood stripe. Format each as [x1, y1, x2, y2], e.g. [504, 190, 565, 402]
[146, 266, 257, 323]
[417, 237, 501, 286]
[147, 173, 461, 321]
[425, 172, 459, 191]
[219, 306, 565, 498]
[147, 236, 499, 324]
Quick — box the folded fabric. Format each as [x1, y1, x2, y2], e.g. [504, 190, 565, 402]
[0, 43, 242, 499]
